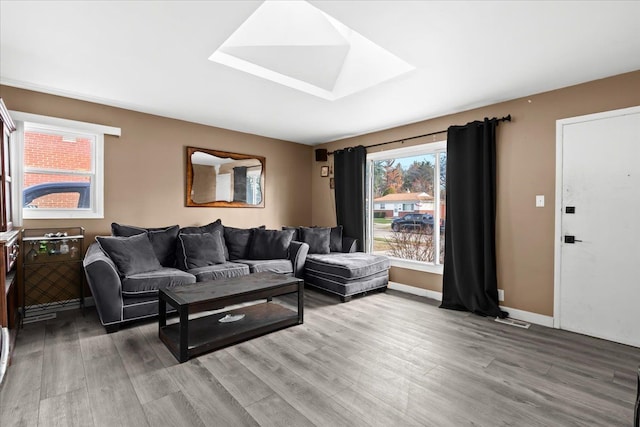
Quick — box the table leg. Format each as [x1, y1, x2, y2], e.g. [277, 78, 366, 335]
[179, 308, 189, 363]
[158, 295, 166, 329]
[298, 281, 304, 324]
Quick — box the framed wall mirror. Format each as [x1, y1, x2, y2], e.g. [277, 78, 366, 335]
[186, 146, 265, 208]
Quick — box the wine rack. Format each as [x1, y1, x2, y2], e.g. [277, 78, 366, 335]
[22, 227, 84, 321]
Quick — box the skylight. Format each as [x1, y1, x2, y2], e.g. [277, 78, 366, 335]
[209, 0, 415, 101]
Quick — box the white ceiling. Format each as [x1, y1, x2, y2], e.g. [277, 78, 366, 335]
[1, 1, 639, 145]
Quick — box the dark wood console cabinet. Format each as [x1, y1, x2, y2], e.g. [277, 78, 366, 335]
[0, 98, 18, 385]
[1, 230, 20, 328]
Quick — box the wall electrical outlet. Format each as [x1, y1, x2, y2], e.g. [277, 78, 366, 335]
[497, 289, 505, 301]
[535, 195, 545, 207]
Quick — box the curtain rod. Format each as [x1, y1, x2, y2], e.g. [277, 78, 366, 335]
[328, 114, 511, 155]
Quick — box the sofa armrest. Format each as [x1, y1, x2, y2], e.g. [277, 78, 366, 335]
[83, 243, 124, 326]
[342, 236, 357, 253]
[289, 241, 309, 279]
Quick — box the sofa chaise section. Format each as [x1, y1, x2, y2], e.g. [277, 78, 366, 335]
[282, 225, 390, 302]
[305, 252, 390, 302]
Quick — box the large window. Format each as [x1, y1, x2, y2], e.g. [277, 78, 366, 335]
[10, 112, 120, 220]
[367, 141, 446, 273]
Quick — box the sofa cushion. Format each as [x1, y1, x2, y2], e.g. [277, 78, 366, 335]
[224, 226, 264, 260]
[180, 219, 229, 260]
[330, 226, 343, 252]
[299, 227, 330, 254]
[96, 234, 162, 277]
[188, 262, 250, 282]
[249, 229, 295, 260]
[304, 253, 390, 279]
[177, 231, 226, 269]
[121, 268, 196, 297]
[305, 270, 388, 296]
[111, 223, 179, 267]
[234, 259, 293, 275]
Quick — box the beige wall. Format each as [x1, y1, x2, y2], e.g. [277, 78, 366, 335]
[0, 85, 313, 243]
[312, 70, 640, 316]
[4, 70, 640, 317]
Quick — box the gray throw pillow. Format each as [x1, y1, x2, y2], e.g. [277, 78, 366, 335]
[96, 233, 162, 277]
[224, 226, 263, 260]
[281, 226, 300, 241]
[111, 223, 179, 267]
[177, 231, 226, 269]
[330, 225, 343, 252]
[300, 227, 331, 254]
[179, 219, 229, 260]
[179, 218, 222, 235]
[249, 229, 295, 260]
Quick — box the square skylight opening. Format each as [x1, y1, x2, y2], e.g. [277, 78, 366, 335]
[209, 1, 415, 100]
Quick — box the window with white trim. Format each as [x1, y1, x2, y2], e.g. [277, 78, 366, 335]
[367, 141, 446, 274]
[10, 112, 120, 220]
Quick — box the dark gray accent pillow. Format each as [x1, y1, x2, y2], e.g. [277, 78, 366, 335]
[111, 223, 179, 267]
[96, 233, 162, 277]
[330, 225, 343, 252]
[177, 231, 226, 269]
[224, 226, 256, 260]
[249, 229, 295, 260]
[179, 218, 222, 235]
[179, 219, 229, 260]
[300, 227, 331, 254]
[281, 226, 300, 241]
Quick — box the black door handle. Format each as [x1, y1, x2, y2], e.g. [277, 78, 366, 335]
[564, 235, 583, 244]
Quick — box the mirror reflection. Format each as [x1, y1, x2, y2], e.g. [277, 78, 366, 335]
[186, 147, 265, 207]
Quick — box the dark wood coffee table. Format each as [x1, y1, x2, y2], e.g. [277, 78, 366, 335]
[158, 271, 303, 363]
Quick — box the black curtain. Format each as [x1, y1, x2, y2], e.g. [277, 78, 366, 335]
[233, 166, 247, 203]
[440, 119, 507, 318]
[334, 145, 366, 251]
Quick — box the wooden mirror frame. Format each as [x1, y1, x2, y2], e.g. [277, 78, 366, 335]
[185, 146, 265, 208]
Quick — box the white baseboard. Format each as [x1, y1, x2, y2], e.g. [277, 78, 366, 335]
[388, 281, 443, 301]
[388, 281, 554, 328]
[497, 305, 553, 327]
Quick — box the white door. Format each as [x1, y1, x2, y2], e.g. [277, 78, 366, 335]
[555, 106, 640, 348]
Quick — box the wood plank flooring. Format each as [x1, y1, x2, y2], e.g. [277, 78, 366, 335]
[1, 288, 638, 426]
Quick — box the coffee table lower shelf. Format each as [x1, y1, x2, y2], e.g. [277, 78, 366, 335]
[159, 302, 299, 362]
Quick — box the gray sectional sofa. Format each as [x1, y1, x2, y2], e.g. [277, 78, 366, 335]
[83, 220, 308, 332]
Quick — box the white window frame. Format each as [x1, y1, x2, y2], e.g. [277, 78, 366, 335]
[367, 141, 446, 274]
[10, 111, 120, 221]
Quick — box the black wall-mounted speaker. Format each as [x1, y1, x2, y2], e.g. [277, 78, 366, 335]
[315, 149, 328, 162]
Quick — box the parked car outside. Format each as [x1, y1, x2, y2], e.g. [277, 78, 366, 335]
[391, 213, 434, 232]
[23, 182, 90, 209]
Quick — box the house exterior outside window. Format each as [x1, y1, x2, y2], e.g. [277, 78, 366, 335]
[368, 141, 446, 273]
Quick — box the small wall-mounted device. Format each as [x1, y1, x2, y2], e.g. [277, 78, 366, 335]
[315, 149, 328, 162]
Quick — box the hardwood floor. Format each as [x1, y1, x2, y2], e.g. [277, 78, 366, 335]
[1, 288, 638, 426]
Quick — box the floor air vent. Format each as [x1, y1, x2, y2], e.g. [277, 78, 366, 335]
[495, 317, 531, 329]
[23, 312, 57, 324]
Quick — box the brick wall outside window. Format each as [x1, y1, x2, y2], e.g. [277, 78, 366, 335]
[24, 131, 92, 208]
